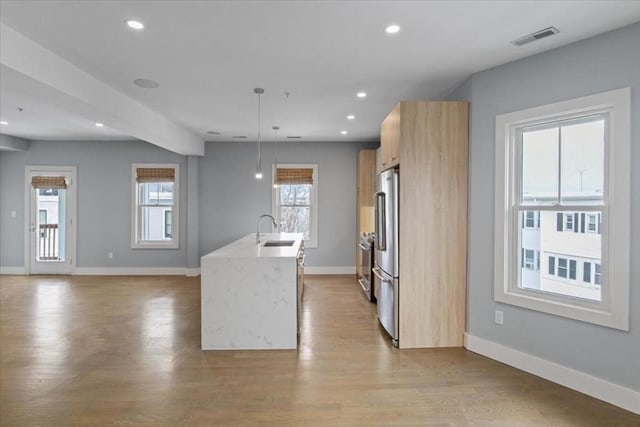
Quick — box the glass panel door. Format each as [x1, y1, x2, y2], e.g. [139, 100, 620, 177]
[28, 168, 75, 275]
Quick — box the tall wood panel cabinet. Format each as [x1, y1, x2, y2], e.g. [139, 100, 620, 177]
[355, 150, 376, 278]
[381, 101, 468, 349]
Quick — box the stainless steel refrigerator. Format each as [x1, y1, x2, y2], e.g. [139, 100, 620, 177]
[373, 168, 399, 347]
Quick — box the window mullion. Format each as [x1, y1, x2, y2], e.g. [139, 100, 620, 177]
[557, 124, 562, 205]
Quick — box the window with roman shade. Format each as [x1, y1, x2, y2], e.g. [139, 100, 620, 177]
[131, 164, 179, 249]
[272, 164, 318, 248]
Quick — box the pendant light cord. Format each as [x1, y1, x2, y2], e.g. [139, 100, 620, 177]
[254, 88, 264, 179]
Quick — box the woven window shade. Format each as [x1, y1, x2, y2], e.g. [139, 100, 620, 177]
[275, 168, 313, 185]
[136, 168, 175, 183]
[31, 176, 67, 189]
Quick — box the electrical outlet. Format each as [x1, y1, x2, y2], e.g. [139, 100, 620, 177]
[108, 252, 114, 259]
[495, 310, 504, 325]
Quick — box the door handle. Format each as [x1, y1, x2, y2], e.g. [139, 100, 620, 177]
[372, 267, 391, 283]
[358, 243, 370, 251]
[375, 192, 386, 251]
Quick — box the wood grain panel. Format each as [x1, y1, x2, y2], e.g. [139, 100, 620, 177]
[375, 146, 383, 174]
[356, 149, 376, 278]
[398, 101, 469, 349]
[380, 104, 400, 170]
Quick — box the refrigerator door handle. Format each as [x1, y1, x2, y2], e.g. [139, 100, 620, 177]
[372, 267, 391, 283]
[375, 192, 386, 251]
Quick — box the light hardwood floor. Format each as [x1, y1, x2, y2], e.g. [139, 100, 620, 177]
[0, 274, 638, 426]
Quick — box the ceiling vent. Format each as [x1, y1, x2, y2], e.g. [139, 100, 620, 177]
[512, 26, 559, 46]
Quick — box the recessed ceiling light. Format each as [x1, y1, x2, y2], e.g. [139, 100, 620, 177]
[340, 130, 348, 135]
[347, 115, 355, 120]
[356, 92, 367, 98]
[385, 24, 401, 34]
[134, 78, 160, 89]
[206, 131, 221, 135]
[125, 19, 144, 30]
[95, 122, 104, 127]
[0, 121, 8, 125]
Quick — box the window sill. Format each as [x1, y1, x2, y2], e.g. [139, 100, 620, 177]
[131, 242, 179, 250]
[495, 286, 627, 331]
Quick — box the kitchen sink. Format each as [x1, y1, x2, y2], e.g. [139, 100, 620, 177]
[262, 240, 296, 247]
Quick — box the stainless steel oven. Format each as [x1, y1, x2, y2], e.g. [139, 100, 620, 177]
[358, 232, 375, 302]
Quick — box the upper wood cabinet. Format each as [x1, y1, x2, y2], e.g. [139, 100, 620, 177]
[375, 147, 383, 175]
[379, 104, 401, 170]
[356, 149, 376, 278]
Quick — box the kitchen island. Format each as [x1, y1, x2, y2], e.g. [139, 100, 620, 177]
[201, 232, 304, 350]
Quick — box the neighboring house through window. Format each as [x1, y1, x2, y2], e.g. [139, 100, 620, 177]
[494, 88, 630, 330]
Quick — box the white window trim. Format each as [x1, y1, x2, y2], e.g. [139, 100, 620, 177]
[494, 88, 630, 330]
[271, 163, 319, 248]
[131, 163, 179, 249]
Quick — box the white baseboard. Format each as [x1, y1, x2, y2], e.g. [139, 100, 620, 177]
[0, 266, 26, 275]
[304, 266, 355, 275]
[185, 268, 201, 277]
[464, 333, 640, 414]
[74, 267, 198, 276]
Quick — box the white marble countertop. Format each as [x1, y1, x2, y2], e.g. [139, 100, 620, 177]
[202, 233, 303, 259]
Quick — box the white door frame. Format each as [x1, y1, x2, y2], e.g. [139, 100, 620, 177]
[24, 165, 77, 274]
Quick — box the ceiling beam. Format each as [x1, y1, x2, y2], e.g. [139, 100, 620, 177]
[0, 133, 30, 151]
[0, 23, 204, 156]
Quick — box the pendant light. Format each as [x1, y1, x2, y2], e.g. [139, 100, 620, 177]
[272, 125, 280, 188]
[254, 88, 264, 180]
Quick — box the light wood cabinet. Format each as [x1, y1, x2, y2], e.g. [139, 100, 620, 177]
[379, 104, 401, 170]
[355, 149, 376, 278]
[384, 101, 468, 349]
[375, 147, 383, 174]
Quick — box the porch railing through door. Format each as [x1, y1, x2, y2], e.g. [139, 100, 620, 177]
[39, 224, 59, 260]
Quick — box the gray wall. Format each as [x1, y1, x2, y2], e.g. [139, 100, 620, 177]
[0, 138, 376, 269]
[199, 140, 376, 267]
[0, 140, 190, 268]
[448, 23, 640, 390]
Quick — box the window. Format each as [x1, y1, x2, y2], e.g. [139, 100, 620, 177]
[558, 258, 568, 278]
[587, 213, 600, 234]
[131, 164, 178, 249]
[565, 213, 574, 232]
[272, 164, 318, 248]
[522, 210, 540, 229]
[494, 88, 630, 330]
[522, 249, 535, 270]
[583, 262, 591, 283]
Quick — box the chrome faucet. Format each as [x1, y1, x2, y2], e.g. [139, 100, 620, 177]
[256, 214, 277, 243]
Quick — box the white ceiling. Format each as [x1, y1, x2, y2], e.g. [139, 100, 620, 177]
[1, 1, 639, 152]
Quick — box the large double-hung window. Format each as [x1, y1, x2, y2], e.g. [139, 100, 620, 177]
[494, 88, 630, 330]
